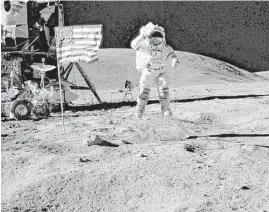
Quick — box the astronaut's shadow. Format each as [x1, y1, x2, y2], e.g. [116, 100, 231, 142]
[67, 101, 137, 112]
[170, 93, 269, 103]
[187, 134, 269, 148]
[67, 93, 269, 112]
[187, 134, 269, 139]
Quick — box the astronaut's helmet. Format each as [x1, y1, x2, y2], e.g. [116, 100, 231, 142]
[150, 26, 166, 47]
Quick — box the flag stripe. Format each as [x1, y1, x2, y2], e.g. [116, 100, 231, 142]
[58, 46, 97, 53]
[73, 27, 102, 32]
[58, 52, 97, 61]
[57, 39, 100, 46]
[72, 34, 102, 39]
[57, 46, 97, 54]
[73, 40, 101, 45]
[59, 56, 99, 64]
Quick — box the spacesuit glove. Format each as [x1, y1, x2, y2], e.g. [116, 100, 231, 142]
[140, 26, 153, 39]
[171, 59, 179, 69]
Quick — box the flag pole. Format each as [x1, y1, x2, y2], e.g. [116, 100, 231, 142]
[57, 63, 66, 142]
[55, 1, 66, 142]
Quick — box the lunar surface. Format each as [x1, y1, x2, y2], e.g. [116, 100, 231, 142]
[1, 49, 269, 212]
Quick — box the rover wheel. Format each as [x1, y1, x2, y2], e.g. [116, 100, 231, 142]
[10, 100, 32, 120]
[32, 102, 50, 119]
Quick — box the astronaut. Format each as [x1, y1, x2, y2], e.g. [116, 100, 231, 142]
[131, 22, 179, 118]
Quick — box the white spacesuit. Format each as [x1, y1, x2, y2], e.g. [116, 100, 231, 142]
[131, 22, 179, 118]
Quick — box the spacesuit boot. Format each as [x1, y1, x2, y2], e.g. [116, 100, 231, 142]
[159, 87, 173, 117]
[135, 88, 150, 118]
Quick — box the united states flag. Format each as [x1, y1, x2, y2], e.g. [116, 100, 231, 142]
[55, 25, 103, 65]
